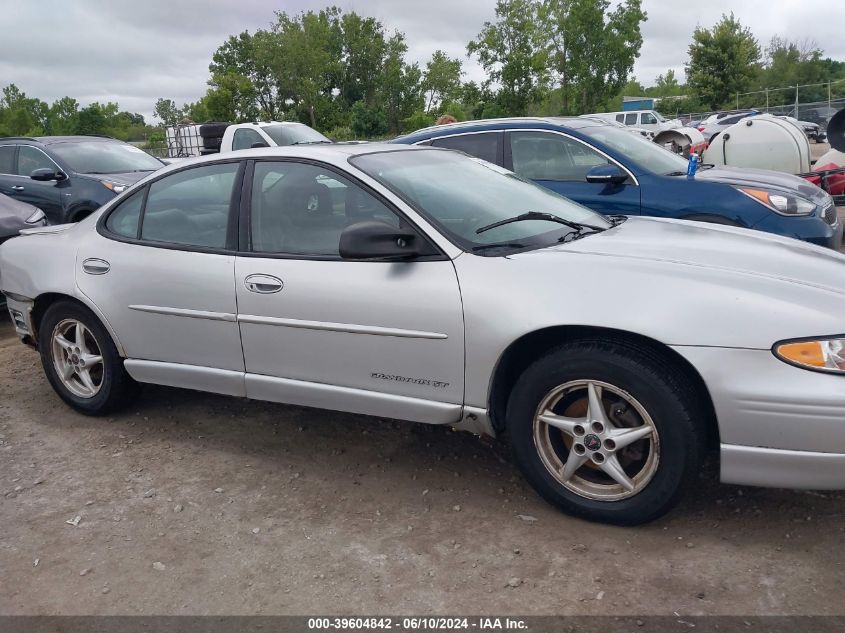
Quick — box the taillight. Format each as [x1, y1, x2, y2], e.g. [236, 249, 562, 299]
[697, 126, 705, 132]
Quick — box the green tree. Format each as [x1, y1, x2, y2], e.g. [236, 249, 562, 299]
[653, 69, 681, 97]
[468, 0, 548, 116]
[153, 98, 184, 127]
[540, 0, 646, 114]
[685, 13, 761, 110]
[422, 50, 463, 111]
[210, 30, 280, 119]
[47, 96, 80, 135]
[380, 33, 424, 134]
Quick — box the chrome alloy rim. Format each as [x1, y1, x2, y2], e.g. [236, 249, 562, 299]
[533, 380, 660, 501]
[51, 319, 104, 399]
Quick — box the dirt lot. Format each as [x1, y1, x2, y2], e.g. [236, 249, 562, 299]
[0, 315, 844, 616]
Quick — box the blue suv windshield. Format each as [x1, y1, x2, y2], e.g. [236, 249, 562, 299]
[581, 125, 688, 175]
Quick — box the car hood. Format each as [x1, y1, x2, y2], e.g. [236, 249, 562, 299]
[539, 216, 845, 296]
[76, 170, 153, 187]
[688, 166, 829, 203]
[0, 194, 39, 238]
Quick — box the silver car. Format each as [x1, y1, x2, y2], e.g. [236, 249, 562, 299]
[2, 144, 845, 525]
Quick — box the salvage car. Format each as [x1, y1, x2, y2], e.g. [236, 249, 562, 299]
[3, 144, 845, 525]
[394, 117, 842, 249]
[0, 136, 165, 223]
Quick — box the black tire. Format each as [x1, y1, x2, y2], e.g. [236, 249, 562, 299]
[201, 135, 223, 151]
[199, 122, 230, 138]
[506, 339, 706, 525]
[38, 300, 140, 415]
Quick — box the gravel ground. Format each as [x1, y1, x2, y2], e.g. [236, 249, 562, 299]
[0, 315, 844, 616]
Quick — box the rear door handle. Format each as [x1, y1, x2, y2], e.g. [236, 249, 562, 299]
[82, 258, 110, 275]
[244, 274, 283, 294]
[11, 185, 24, 191]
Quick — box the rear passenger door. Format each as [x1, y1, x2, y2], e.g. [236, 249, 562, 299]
[505, 130, 641, 216]
[77, 160, 245, 384]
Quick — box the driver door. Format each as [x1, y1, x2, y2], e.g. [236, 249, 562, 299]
[235, 159, 465, 424]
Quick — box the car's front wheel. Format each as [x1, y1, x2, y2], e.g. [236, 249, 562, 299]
[506, 340, 706, 525]
[38, 300, 139, 415]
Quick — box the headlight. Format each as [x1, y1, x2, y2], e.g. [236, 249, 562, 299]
[736, 187, 816, 216]
[24, 208, 46, 225]
[774, 338, 845, 373]
[100, 180, 128, 194]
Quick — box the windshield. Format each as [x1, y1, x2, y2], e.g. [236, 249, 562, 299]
[261, 124, 330, 146]
[581, 125, 688, 175]
[352, 149, 610, 250]
[50, 141, 163, 174]
[653, 111, 666, 122]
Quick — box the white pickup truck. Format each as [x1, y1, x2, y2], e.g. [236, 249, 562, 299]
[164, 121, 331, 159]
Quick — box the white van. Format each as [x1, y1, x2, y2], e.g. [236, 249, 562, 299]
[590, 110, 681, 133]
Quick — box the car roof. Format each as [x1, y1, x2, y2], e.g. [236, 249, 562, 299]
[0, 135, 119, 145]
[395, 116, 606, 142]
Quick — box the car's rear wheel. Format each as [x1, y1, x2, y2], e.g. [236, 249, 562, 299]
[506, 340, 705, 525]
[38, 301, 139, 415]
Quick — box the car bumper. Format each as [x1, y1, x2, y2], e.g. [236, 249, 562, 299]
[672, 345, 845, 489]
[751, 212, 843, 250]
[3, 293, 35, 344]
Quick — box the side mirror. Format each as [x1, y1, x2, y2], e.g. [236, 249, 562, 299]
[30, 168, 66, 182]
[586, 164, 628, 185]
[250, 141, 269, 149]
[339, 221, 425, 260]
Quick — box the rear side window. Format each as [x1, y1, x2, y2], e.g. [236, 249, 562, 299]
[140, 162, 239, 248]
[431, 133, 501, 164]
[0, 146, 14, 174]
[105, 189, 144, 238]
[624, 113, 637, 125]
[615, 114, 624, 123]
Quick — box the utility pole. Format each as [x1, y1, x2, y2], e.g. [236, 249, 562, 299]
[765, 88, 769, 112]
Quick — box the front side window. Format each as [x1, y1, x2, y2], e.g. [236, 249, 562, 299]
[250, 161, 401, 257]
[17, 146, 56, 175]
[105, 188, 144, 238]
[581, 125, 688, 175]
[140, 162, 239, 248]
[430, 133, 501, 164]
[232, 128, 266, 151]
[510, 131, 608, 182]
[641, 113, 657, 125]
[352, 149, 609, 250]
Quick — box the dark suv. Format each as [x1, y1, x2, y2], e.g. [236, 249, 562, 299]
[0, 136, 165, 224]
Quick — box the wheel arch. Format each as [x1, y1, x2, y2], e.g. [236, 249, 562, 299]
[488, 325, 719, 447]
[31, 292, 127, 357]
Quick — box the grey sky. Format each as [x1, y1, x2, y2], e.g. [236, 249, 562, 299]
[0, 0, 842, 122]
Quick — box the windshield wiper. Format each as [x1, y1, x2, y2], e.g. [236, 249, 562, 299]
[475, 211, 606, 235]
[472, 242, 527, 252]
[291, 140, 333, 145]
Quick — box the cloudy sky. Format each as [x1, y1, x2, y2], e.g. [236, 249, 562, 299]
[1, 0, 842, 122]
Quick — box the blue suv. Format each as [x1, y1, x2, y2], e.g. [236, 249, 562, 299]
[394, 117, 842, 249]
[0, 136, 165, 224]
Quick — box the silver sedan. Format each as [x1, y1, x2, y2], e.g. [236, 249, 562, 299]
[2, 144, 844, 525]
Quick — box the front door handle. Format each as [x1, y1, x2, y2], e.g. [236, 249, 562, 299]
[11, 185, 24, 191]
[244, 274, 283, 294]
